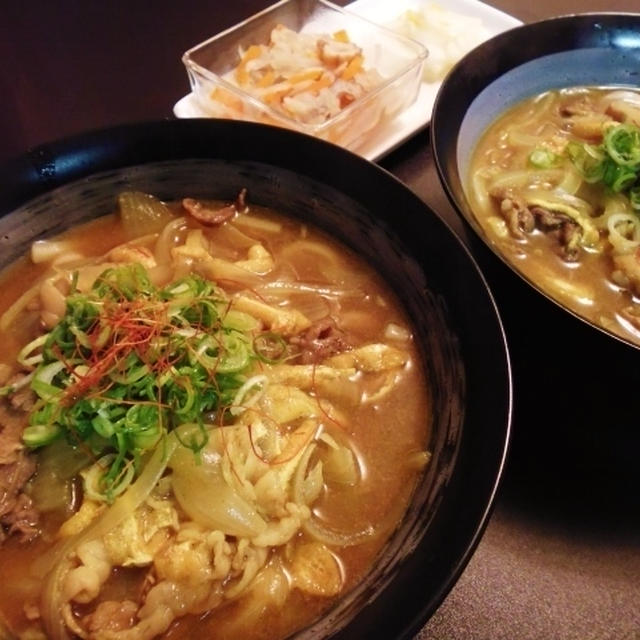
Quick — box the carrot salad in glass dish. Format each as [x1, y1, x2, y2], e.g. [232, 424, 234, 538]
[210, 25, 383, 126]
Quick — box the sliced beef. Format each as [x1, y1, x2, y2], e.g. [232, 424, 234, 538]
[497, 194, 535, 238]
[0, 397, 40, 543]
[491, 188, 582, 262]
[291, 317, 353, 364]
[559, 97, 598, 118]
[1, 490, 39, 542]
[182, 188, 248, 226]
[0, 403, 28, 465]
[0, 454, 39, 542]
[9, 384, 36, 412]
[530, 206, 581, 261]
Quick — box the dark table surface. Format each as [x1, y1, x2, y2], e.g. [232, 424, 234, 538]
[2, 1, 640, 639]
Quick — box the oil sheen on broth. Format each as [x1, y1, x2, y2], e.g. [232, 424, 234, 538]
[468, 87, 640, 345]
[0, 191, 430, 639]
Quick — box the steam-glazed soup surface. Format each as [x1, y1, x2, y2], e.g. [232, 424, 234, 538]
[468, 87, 640, 346]
[0, 191, 429, 639]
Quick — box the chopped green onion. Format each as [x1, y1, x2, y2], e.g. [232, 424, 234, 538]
[567, 123, 640, 195]
[23, 423, 61, 448]
[17, 334, 48, 368]
[253, 332, 287, 363]
[222, 309, 260, 332]
[566, 141, 606, 183]
[607, 162, 637, 192]
[92, 414, 116, 439]
[82, 453, 135, 502]
[31, 361, 66, 400]
[230, 374, 268, 417]
[10, 263, 283, 494]
[528, 147, 560, 169]
[604, 123, 640, 168]
[217, 332, 251, 373]
[173, 421, 209, 455]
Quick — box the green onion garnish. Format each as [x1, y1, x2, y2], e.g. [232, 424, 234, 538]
[19, 263, 274, 502]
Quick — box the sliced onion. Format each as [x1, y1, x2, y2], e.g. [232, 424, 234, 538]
[227, 557, 290, 627]
[81, 454, 135, 503]
[153, 216, 188, 265]
[17, 334, 48, 368]
[322, 445, 358, 486]
[488, 168, 565, 192]
[607, 212, 640, 254]
[592, 194, 631, 230]
[170, 442, 267, 537]
[292, 443, 320, 506]
[302, 516, 377, 548]
[230, 374, 267, 417]
[255, 281, 362, 299]
[233, 214, 282, 234]
[556, 165, 583, 195]
[118, 191, 175, 238]
[599, 90, 640, 109]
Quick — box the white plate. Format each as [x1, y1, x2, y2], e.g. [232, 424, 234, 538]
[173, 0, 522, 162]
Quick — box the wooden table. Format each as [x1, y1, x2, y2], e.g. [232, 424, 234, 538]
[1, 1, 640, 639]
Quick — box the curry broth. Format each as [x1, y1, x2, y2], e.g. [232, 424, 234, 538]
[0, 201, 429, 639]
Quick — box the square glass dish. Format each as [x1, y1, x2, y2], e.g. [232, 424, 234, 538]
[182, 0, 427, 151]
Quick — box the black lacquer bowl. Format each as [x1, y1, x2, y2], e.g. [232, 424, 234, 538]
[432, 12, 640, 350]
[431, 14, 640, 508]
[0, 120, 511, 639]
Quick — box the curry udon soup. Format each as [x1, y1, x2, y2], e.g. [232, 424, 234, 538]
[0, 190, 430, 639]
[468, 86, 640, 346]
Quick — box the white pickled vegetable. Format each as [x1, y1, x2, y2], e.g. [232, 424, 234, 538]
[388, 3, 491, 82]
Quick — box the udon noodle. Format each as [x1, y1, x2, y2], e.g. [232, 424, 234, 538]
[468, 86, 640, 345]
[0, 190, 430, 639]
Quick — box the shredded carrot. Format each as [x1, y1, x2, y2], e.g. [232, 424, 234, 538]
[341, 54, 363, 81]
[210, 88, 244, 113]
[235, 67, 249, 86]
[215, 24, 382, 127]
[256, 70, 276, 88]
[332, 29, 350, 43]
[242, 44, 263, 62]
[289, 68, 323, 84]
[306, 73, 333, 93]
[235, 44, 263, 85]
[263, 84, 292, 104]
